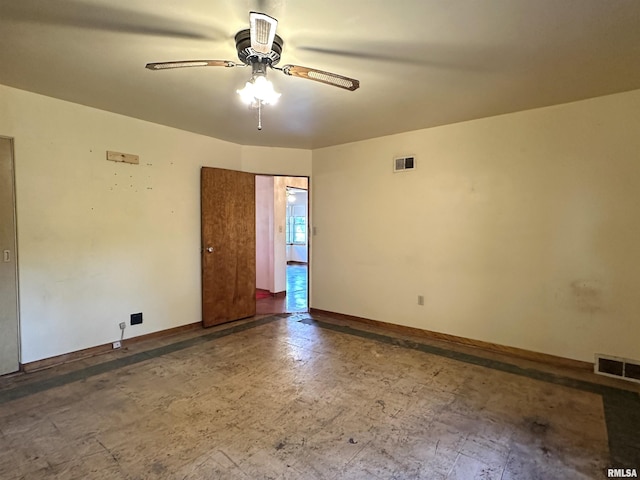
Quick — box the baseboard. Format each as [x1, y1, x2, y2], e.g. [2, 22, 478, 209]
[21, 321, 203, 373]
[257, 289, 286, 298]
[309, 308, 592, 372]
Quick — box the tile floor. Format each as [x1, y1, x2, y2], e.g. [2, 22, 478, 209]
[1, 313, 639, 479]
[256, 263, 308, 315]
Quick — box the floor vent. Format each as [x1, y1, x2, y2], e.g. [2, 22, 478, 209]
[394, 156, 416, 172]
[595, 354, 640, 383]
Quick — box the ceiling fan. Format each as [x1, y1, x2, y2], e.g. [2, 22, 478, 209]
[146, 12, 360, 130]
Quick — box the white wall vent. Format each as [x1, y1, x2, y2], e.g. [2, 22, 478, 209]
[393, 156, 416, 173]
[595, 354, 640, 384]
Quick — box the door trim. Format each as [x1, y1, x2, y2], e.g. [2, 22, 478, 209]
[0, 136, 20, 375]
[256, 174, 311, 314]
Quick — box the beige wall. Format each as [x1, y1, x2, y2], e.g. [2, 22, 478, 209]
[255, 176, 275, 292]
[272, 177, 288, 293]
[241, 145, 311, 177]
[311, 89, 640, 363]
[0, 85, 308, 363]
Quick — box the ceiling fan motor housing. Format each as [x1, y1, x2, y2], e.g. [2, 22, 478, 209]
[235, 29, 283, 66]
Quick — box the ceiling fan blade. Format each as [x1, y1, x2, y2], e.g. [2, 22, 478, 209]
[280, 65, 360, 91]
[146, 60, 239, 70]
[249, 12, 278, 54]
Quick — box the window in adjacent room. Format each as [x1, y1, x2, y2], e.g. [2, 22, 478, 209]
[286, 188, 307, 245]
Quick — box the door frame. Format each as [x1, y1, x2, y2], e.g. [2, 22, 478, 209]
[201, 169, 311, 322]
[0, 135, 20, 375]
[255, 174, 310, 313]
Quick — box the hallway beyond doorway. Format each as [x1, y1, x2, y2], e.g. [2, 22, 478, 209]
[256, 263, 307, 315]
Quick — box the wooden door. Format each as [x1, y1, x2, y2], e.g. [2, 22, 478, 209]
[201, 167, 256, 327]
[0, 137, 19, 375]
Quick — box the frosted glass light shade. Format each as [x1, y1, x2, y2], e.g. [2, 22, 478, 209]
[237, 75, 281, 105]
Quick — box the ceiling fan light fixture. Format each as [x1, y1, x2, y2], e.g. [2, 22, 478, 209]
[237, 74, 281, 106]
[147, 11, 360, 131]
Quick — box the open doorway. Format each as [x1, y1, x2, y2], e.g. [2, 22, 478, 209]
[255, 176, 309, 314]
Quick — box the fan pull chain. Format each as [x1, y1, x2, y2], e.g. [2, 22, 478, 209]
[257, 100, 263, 130]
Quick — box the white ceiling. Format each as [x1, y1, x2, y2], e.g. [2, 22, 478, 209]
[1, 0, 639, 149]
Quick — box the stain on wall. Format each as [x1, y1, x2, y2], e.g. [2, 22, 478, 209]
[570, 280, 604, 313]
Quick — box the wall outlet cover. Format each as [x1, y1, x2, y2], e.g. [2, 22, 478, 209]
[112, 341, 122, 349]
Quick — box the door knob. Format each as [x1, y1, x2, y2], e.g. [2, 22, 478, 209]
[206, 247, 214, 253]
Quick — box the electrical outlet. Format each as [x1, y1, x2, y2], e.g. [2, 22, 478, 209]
[418, 295, 424, 306]
[131, 312, 143, 325]
[112, 341, 122, 349]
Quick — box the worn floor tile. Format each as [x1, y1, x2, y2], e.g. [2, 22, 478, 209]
[0, 315, 627, 479]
